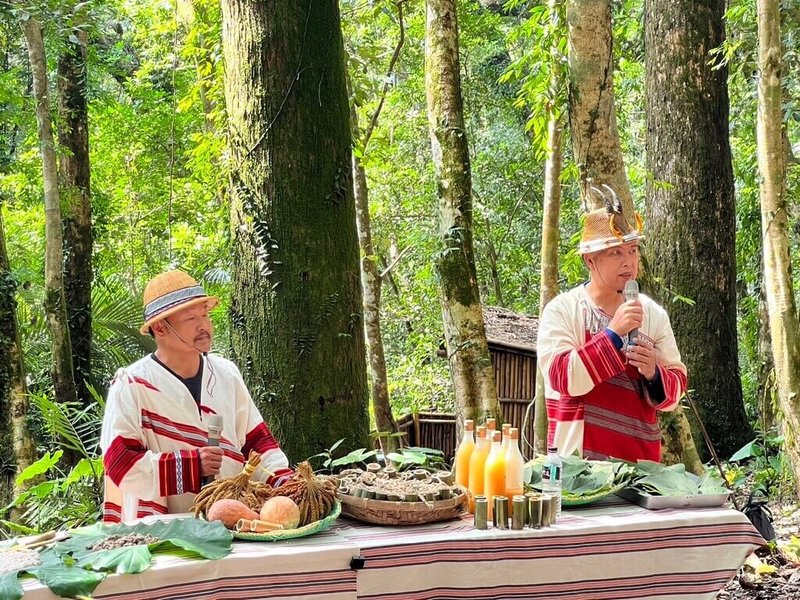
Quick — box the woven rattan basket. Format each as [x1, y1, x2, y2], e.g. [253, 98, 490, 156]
[338, 491, 468, 526]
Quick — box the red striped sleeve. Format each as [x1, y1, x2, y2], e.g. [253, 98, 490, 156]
[577, 331, 626, 385]
[267, 467, 295, 486]
[104, 436, 147, 485]
[157, 449, 202, 496]
[654, 366, 687, 410]
[243, 422, 281, 457]
[103, 501, 122, 523]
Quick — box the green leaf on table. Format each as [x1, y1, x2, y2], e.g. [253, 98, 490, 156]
[56, 518, 233, 569]
[0, 571, 23, 600]
[27, 548, 106, 598]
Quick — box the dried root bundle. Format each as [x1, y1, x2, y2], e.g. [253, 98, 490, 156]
[192, 455, 338, 526]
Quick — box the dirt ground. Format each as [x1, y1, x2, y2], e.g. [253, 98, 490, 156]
[716, 499, 800, 600]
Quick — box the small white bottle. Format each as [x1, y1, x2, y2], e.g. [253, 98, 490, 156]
[542, 446, 562, 517]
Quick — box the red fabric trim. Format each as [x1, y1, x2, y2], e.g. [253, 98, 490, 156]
[654, 366, 686, 410]
[103, 501, 122, 524]
[548, 351, 572, 394]
[129, 376, 161, 393]
[267, 468, 294, 486]
[141, 409, 208, 440]
[157, 449, 202, 496]
[104, 436, 147, 485]
[200, 405, 217, 414]
[243, 422, 281, 457]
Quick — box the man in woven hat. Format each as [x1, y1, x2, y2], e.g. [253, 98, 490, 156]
[537, 204, 687, 462]
[99, 270, 292, 523]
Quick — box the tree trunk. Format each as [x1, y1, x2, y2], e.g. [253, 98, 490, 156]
[349, 83, 401, 455]
[222, 0, 369, 463]
[756, 0, 800, 497]
[20, 13, 78, 407]
[566, 0, 633, 218]
[645, 0, 752, 458]
[757, 272, 776, 431]
[533, 107, 563, 458]
[57, 19, 93, 406]
[0, 205, 37, 520]
[425, 0, 500, 429]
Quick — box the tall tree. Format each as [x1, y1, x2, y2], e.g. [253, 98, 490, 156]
[756, 0, 800, 496]
[567, 0, 702, 471]
[425, 0, 500, 427]
[645, 0, 752, 458]
[57, 5, 93, 405]
[19, 10, 78, 407]
[566, 0, 633, 218]
[533, 0, 565, 457]
[348, 4, 405, 455]
[0, 202, 36, 518]
[222, 0, 370, 462]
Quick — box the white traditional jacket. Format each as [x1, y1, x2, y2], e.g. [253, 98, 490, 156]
[100, 353, 291, 522]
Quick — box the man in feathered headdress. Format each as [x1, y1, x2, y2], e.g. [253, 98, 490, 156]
[537, 188, 687, 462]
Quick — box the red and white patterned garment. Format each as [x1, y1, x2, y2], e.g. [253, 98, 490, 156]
[100, 354, 292, 523]
[537, 285, 687, 462]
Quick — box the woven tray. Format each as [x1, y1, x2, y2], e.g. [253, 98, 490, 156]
[233, 502, 341, 541]
[338, 492, 467, 526]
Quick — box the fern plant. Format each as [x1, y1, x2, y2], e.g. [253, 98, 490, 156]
[1, 389, 105, 536]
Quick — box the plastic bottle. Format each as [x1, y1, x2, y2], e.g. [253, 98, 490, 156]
[483, 430, 506, 520]
[542, 446, 562, 517]
[455, 420, 476, 489]
[501, 423, 511, 454]
[467, 426, 489, 512]
[504, 428, 525, 507]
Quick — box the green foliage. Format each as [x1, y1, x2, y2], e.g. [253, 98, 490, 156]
[4, 392, 104, 534]
[727, 429, 792, 496]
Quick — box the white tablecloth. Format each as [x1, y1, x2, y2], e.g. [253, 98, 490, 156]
[20, 498, 762, 600]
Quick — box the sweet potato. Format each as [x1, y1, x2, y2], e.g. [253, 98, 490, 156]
[206, 499, 259, 529]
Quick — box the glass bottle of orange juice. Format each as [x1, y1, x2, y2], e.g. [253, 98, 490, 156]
[467, 426, 489, 512]
[505, 428, 525, 506]
[455, 419, 475, 489]
[483, 430, 506, 520]
[486, 417, 497, 439]
[501, 423, 511, 454]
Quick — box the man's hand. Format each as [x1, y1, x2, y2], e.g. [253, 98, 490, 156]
[199, 446, 223, 477]
[608, 299, 643, 337]
[626, 338, 657, 381]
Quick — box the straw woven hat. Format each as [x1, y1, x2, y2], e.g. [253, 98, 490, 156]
[139, 270, 218, 335]
[578, 185, 644, 255]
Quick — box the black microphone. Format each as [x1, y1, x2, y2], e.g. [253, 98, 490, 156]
[203, 415, 223, 486]
[623, 280, 639, 344]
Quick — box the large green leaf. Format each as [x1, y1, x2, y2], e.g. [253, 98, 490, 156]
[56, 518, 233, 568]
[0, 571, 23, 600]
[26, 549, 106, 598]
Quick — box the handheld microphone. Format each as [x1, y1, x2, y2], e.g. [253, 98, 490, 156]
[203, 415, 224, 486]
[623, 280, 639, 344]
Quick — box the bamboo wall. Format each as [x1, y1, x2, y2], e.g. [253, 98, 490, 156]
[393, 348, 539, 464]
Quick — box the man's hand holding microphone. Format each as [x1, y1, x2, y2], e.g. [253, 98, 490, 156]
[608, 280, 657, 382]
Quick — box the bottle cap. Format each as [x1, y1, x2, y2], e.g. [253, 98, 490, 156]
[464, 419, 474, 431]
[486, 418, 496, 429]
[476, 426, 487, 438]
[502, 423, 511, 433]
[492, 430, 502, 442]
[548, 446, 558, 453]
[510, 428, 519, 439]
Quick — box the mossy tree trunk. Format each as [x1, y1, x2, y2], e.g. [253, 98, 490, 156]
[425, 0, 500, 431]
[20, 12, 78, 409]
[645, 0, 753, 459]
[533, 0, 564, 458]
[222, 0, 369, 463]
[57, 11, 93, 406]
[566, 0, 633, 218]
[349, 66, 402, 455]
[756, 0, 800, 498]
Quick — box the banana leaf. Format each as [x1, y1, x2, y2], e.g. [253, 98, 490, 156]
[524, 456, 635, 505]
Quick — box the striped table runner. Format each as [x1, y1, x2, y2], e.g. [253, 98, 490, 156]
[336, 497, 764, 600]
[20, 529, 359, 600]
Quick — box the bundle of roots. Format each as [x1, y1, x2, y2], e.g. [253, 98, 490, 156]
[191, 453, 338, 526]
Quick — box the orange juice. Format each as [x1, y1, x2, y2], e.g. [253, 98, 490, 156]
[467, 426, 489, 512]
[483, 430, 506, 520]
[505, 428, 525, 506]
[455, 420, 476, 489]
